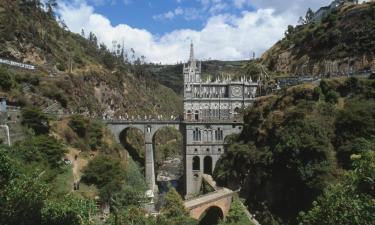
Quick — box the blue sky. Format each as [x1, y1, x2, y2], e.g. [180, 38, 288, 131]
[79, 0, 256, 34]
[92, 0, 205, 34]
[58, 0, 333, 63]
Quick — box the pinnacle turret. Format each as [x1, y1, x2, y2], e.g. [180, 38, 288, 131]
[189, 41, 195, 63]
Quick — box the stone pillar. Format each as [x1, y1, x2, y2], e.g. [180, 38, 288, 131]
[145, 127, 156, 192]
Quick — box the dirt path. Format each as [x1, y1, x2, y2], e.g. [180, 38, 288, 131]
[66, 148, 89, 185]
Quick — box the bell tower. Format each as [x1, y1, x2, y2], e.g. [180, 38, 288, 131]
[184, 42, 201, 96]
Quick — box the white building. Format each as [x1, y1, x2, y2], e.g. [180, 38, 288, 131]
[183, 43, 259, 121]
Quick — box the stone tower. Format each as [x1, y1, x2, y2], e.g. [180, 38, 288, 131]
[183, 43, 259, 198]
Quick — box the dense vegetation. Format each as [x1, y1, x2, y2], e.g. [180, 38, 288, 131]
[1, 105, 211, 225]
[214, 77, 375, 224]
[0, 117, 97, 225]
[299, 148, 375, 225]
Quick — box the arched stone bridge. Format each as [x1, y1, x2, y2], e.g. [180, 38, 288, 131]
[106, 120, 182, 191]
[184, 187, 233, 220]
[184, 174, 233, 220]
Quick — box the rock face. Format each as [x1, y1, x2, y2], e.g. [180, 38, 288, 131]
[157, 158, 182, 182]
[262, 1, 375, 76]
[270, 50, 375, 76]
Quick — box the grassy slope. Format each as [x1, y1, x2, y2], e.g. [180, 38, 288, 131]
[0, 0, 182, 118]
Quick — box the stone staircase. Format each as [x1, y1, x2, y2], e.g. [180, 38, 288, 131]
[42, 102, 60, 113]
[201, 174, 218, 190]
[22, 83, 31, 92]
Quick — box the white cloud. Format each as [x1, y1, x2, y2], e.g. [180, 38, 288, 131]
[153, 6, 202, 21]
[153, 7, 184, 20]
[233, 0, 248, 9]
[59, 0, 336, 64]
[250, 0, 332, 16]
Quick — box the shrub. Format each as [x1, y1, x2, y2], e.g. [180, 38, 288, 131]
[88, 122, 103, 150]
[325, 90, 340, 104]
[0, 147, 17, 188]
[14, 135, 67, 168]
[41, 196, 97, 225]
[32, 135, 67, 168]
[81, 155, 126, 200]
[0, 66, 13, 90]
[56, 63, 66, 71]
[68, 115, 87, 138]
[14, 73, 40, 86]
[299, 149, 375, 225]
[21, 107, 49, 135]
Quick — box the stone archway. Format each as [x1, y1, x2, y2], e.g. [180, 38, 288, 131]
[198, 206, 224, 225]
[119, 127, 145, 168]
[152, 125, 184, 194]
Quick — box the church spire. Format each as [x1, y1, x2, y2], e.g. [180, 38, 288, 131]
[189, 41, 195, 62]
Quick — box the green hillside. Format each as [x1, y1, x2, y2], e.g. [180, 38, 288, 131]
[214, 76, 375, 224]
[0, 0, 182, 118]
[262, 1, 375, 76]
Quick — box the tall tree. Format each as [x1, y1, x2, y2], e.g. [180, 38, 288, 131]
[46, 0, 57, 17]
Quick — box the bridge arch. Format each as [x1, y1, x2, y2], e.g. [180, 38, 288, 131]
[152, 126, 183, 168]
[152, 126, 184, 193]
[198, 206, 224, 225]
[118, 126, 145, 167]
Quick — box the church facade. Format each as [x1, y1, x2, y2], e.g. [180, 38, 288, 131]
[183, 43, 259, 122]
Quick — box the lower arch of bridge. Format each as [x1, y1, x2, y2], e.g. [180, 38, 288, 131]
[152, 126, 183, 174]
[198, 206, 224, 225]
[117, 124, 183, 191]
[119, 127, 145, 168]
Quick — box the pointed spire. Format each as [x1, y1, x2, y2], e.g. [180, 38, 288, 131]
[189, 41, 195, 63]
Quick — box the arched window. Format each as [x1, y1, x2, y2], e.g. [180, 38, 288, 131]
[193, 156, 200, 171]
[195, 110, 199, 121]
[217, 128, 223, 140]
[193, 128, 199, 141]
[187, 110, 192, 121]
[204, 156, 213, 175]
